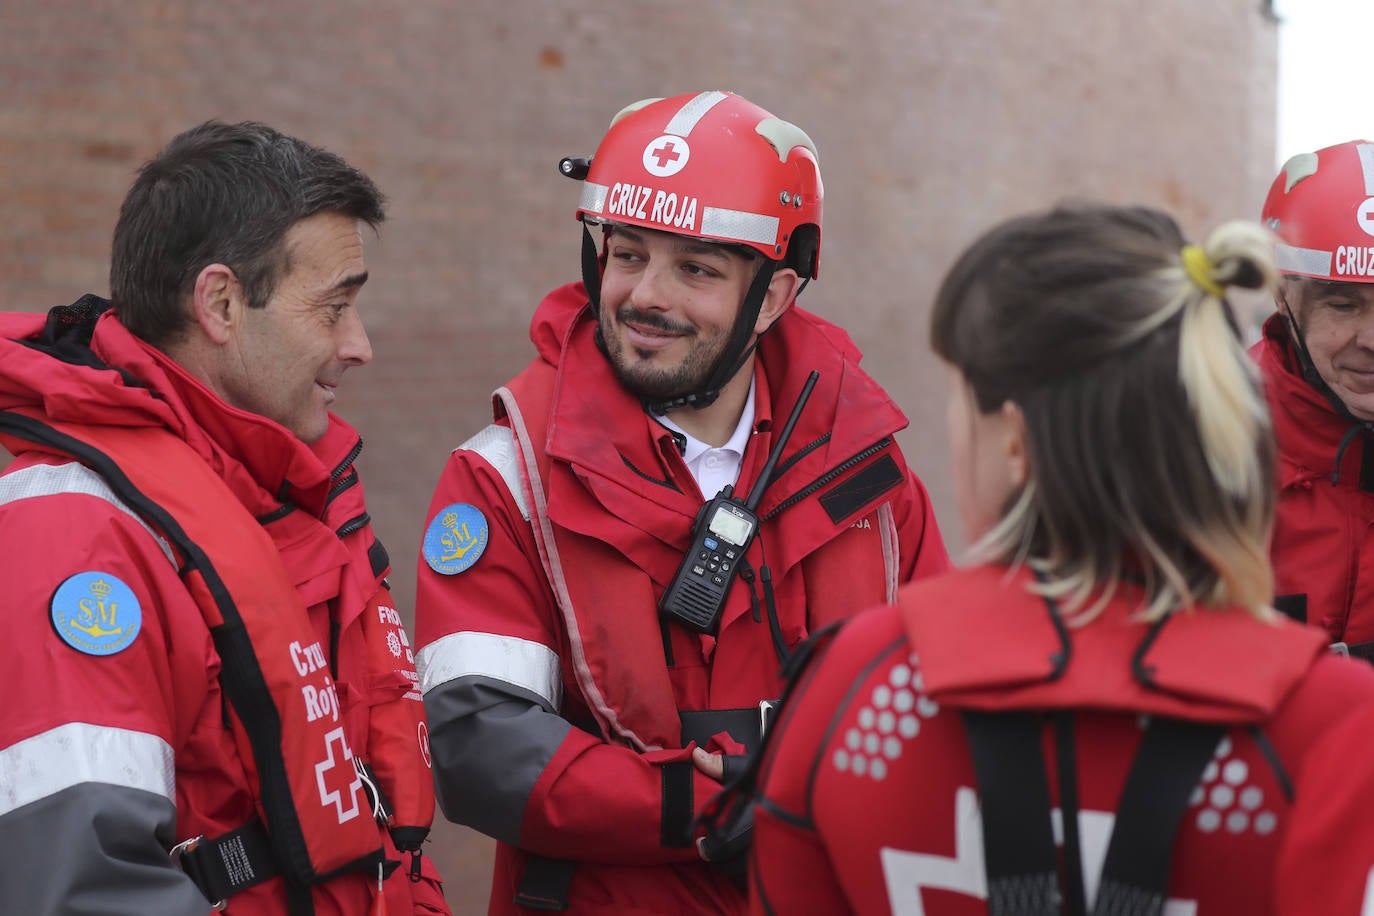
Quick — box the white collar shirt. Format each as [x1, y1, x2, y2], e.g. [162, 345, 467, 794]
[661, 375, 756, 501]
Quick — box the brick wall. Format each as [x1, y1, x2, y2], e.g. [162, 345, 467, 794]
[0, 1, 1277, 911]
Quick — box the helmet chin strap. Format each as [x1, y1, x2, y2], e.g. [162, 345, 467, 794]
[580, 220, 603, 317]
[1280, 291, 1374, 484]
[580, 218, 784, 416]
[1281, 292, 1368, 426]
[643, 258, 777, 415]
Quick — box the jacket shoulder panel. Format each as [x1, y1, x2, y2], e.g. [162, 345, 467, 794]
[458, 424, 529, 522]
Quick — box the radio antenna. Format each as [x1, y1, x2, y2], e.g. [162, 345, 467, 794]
[745, 370, 819, 510]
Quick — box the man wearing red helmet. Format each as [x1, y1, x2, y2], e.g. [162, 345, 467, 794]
[1255, 140, 1374, 658]
[413, 91, 948, 914]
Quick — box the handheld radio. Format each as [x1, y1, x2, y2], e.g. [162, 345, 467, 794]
[658, 371, 820, 633]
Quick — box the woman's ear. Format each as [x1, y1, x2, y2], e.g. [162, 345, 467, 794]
[190, 263, 243, 345]
[1001, 400, 1030, 488]
[754, 267, 801, 335]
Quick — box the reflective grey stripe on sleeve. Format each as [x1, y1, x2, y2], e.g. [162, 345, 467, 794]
[0, 462, 176, 566]
[418, 631, 562, 713]
[0, 722, 175, 815]
[457, 424, 531, 522]
[0, 783, 208, 916]
[424, 680, 572, 846]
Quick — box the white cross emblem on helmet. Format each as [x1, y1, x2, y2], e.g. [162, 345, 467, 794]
[642, 135, 690, 178]
[1358, 197, 1374, 238]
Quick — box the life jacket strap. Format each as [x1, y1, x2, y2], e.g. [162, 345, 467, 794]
[961, 710, 1064, 915]
[679, 703, 777, 754]
[1331, 640, 1374, 662]
[513, 855, 577, 912]
[172, 820, 279, 909]
[963, 710, 1226, 915]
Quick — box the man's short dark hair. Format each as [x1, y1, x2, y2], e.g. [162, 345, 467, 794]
[110, 120, 386, 347]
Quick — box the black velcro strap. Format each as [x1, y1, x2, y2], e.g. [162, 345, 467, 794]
[818, 453, 902, 524]
[1343, 641, 1374, 663]
[1052, 713, 1087, 916]
[660, 760, 696, 848]
[176, 820, 279, 905]
[1361, 435, 1374, 492]
[514, 854, 577, 912]
[1272, 593, 1307, 623]
[679, 707, 766, 754]
[1095, 718, 1224, 911]
[961, 711, 1062, 916]
[367, 538, 390, 579]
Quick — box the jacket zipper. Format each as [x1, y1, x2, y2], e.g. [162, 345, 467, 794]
[335, 511, 371, 539]
[762, 437, 892, 521]
[331, 437, 364, 481]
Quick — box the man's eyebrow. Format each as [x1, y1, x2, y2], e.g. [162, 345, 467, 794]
[612, 226, 735, 262]
[674, 239, 735, 261]
[328, 271, 369, 294]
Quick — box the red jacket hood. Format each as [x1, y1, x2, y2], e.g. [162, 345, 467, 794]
[0, 298, 360, 517]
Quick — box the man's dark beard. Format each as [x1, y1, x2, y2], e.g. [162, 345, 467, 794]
[600, 305, 738, 402]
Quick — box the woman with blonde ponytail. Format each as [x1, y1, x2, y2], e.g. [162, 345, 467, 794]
[743, 203, 1374, 915]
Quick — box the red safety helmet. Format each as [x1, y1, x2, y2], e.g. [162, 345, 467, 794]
[1262, 139, 1374, 282]
[570, 91, 823, 279]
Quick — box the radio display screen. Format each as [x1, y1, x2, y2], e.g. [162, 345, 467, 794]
[708, 506, 754, 546]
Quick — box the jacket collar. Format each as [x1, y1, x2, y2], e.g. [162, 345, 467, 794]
[0, 298, 359, 518]
[903, 565, 1326, 723]
[529, 282, 909, 518]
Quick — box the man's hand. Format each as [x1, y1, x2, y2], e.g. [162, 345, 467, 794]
[691, 746, 725, 782]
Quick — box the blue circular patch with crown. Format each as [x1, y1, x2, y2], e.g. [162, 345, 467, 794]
[51, 571, 142, 656]
[423, 503, 489, 575]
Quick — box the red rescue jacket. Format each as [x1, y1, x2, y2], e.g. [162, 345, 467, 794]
[751, 565, 1374, 915]
[416, 283, 948, 914]
[1254, 313, 1374, 646]
[0, 301, 447, 915]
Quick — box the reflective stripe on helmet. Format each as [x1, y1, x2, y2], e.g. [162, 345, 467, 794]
[578, 181, 610, 218]
[701, 206, 780, 247]
[663, 91, 729, 136]
[1358, 143, 1374, 194]
[1276, 242, 1333, 278]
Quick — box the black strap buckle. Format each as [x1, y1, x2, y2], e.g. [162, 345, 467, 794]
[353, 756, 394, 825]
[759, 699, 777, 740]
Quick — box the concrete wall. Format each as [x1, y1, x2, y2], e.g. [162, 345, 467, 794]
[0, 1, 1278, 911]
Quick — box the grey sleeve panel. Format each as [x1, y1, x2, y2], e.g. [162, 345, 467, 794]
[0, 783, 211, 916]
[425, 675, 573, 846]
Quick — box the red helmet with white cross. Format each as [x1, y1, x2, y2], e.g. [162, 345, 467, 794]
[572, 91, 823, 279]
[1262, 139, 1374, 283]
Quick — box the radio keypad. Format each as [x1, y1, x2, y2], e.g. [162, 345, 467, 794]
[694, 536, 736, 584]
